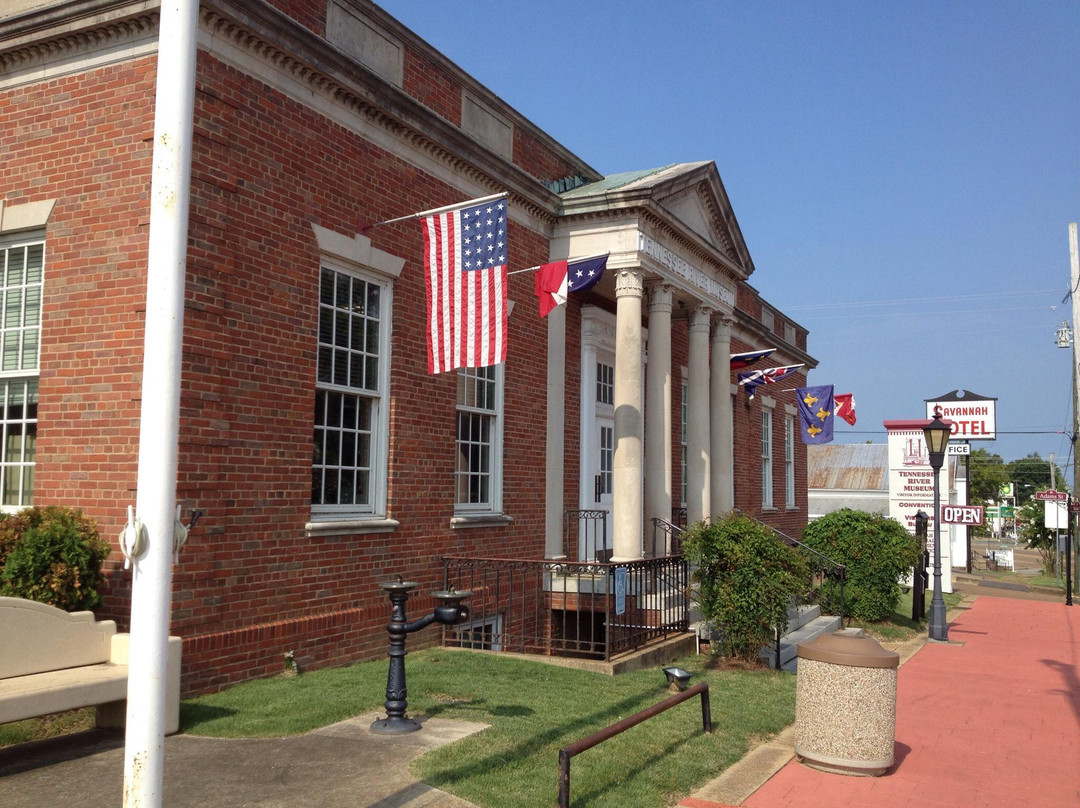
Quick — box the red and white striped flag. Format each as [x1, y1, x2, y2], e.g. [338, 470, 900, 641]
[421, 194, 508, 373]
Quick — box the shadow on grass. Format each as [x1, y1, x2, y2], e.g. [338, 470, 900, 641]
[0, 727, 123, 776]
[418, 690, 669, 790]
[567, 727, 703, 807]
[179, 703, 237, 732]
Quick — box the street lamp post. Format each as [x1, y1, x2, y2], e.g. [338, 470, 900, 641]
[924, 414, 951, 641]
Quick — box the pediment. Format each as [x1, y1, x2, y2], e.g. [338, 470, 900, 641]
[658, 185, 725, 250]
[559, 162, 755, 278]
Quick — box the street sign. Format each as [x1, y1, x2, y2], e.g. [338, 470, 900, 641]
[940, 505, 984, 525]
[1000, 506, 1015, 518]
[946, 444, 970, 456]
[1034, 490, 1068, 502]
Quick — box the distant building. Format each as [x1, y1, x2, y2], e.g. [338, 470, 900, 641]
[808, 444, 889, 519]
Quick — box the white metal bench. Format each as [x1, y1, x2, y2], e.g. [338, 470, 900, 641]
[0, 596, 181, 734]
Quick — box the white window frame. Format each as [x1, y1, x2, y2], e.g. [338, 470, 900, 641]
[761, 408, 773, 508]
[454, 363, 504, 515]
[785, 414, 796, 508]
[311, 259, 392, 523]
[0, 233, 43, 513]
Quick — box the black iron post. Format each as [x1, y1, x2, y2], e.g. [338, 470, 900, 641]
[913, 510, 928, 621]
[370, 577, 470, 734]
[924, 414, 950, 642]
[1067, 496, 1074, 607]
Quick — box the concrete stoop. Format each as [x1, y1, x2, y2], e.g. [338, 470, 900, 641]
[757, 604, 843, 671]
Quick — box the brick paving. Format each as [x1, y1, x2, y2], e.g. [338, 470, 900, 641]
[682, 596, 1080, 808]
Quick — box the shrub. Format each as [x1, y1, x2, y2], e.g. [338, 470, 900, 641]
[682, 512, 810, 660]
[801, 509, 921, 622]
[0, 506, 109, 611]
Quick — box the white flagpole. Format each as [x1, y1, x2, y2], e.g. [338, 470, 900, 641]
[507, 252, 610, 276]
[364, 192, 507, 230]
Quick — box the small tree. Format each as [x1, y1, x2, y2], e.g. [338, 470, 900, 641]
[682, 512, 810, 661]
[0, 506, 109, 611]
[1017, 500, 1057, 575]
[801, 509, 921, 622]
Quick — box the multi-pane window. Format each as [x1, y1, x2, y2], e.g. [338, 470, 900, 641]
[785, 415, 796, 508]
[761, 408, 773, 508]
[456, 365, 503, 511]
[0, 237, 43, 511]
[312, 265, 387, 516]
[596, 361, 614, 406]
[597, 424, 613, 498]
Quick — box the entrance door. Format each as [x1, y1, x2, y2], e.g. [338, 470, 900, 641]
[581, 352, 615, 561]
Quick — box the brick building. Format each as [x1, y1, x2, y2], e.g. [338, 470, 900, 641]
[0, 0, 816, 694]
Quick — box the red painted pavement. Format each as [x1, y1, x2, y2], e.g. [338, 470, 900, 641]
[730, 598, 1080, 808]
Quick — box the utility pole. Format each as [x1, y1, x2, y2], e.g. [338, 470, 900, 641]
[1070, 222, 1079, 602]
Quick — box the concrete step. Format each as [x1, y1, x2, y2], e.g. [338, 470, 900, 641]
[785, 603, 821, 633]
[758, 614, 843, 670]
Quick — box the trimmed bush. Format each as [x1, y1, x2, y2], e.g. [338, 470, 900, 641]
[0, 506, 109, 611]
[801, 509, 921, 622]
[682, 512, 810, 660]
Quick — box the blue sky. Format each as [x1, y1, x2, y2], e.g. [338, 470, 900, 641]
[377, 1, 1080, 466]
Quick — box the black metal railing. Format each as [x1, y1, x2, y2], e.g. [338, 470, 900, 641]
[650, 516, 685, 557]
[442, 555, 689, 661]
[564, 509, 609, 561]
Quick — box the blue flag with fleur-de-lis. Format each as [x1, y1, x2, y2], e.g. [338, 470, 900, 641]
[796, 385, 835, 444]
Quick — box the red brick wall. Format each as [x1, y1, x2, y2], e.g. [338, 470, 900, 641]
[0, 58, 156, 552]
[2, 17, 812, 694]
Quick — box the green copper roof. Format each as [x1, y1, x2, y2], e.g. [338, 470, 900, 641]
[559, 165, 680, 198]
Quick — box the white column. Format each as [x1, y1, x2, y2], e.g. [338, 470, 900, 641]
[686, 307, 712, 523]
[645, 284, 673, 555]
[710, 314, 735, 513]
[612, 269, 645, 562]
[545, 303, 566, 559]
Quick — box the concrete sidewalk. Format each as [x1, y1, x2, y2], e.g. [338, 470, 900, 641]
[681, 595, 1080, 808]
[0, 712, 488, 808]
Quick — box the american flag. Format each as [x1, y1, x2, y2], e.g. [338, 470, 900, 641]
[422, 195, 508, 373]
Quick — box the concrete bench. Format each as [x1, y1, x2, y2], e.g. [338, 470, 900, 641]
[0, 596, 182, 734]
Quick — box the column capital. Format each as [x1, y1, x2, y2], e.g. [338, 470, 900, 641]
[711, 312, 736, 343]
[688, 306, 713, 332]
[615, 268, 645, 298]
[646, 282, 674, 313]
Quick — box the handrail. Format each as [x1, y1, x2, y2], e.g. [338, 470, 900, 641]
[558, 682, 711, 808]
[651, 516, 685, 557]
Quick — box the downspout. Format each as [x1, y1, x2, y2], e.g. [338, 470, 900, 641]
[123, 1, 199, 806]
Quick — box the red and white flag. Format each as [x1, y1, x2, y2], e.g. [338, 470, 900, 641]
[422, 194, 508, 373]
[835, 392, 857, 425]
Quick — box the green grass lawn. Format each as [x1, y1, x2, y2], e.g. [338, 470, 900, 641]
[969, 568, 1067, 592]
[845, 589, 964, 642]
[3, 590, 963, 805]
[181, 648, 795, 808]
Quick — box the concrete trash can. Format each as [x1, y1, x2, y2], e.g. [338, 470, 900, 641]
[794, 630, 900, 776]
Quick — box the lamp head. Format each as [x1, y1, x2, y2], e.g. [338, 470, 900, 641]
[662, 666, 693, 692]
[923, 413, 951, 469]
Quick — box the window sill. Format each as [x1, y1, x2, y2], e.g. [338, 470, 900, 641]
[450, 513, 514, 529]
[306, 518, 399, 537]
[761, 506, 778, 512]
